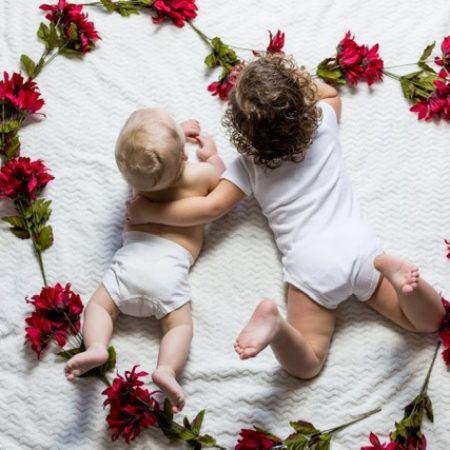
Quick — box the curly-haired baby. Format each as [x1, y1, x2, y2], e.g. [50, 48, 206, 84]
[126, 55, 445, 379]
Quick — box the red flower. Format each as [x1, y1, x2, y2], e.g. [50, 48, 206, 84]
[442, 347, 450, 365]
[103, 365, 160, 443]
[0, 157, 54, 202]
[336, 32, 383, 85]
[266, 30, 285, 54]
[40, 0, 100, 54]
[435, 35, 450, 70]
[445, 239, 450, 258]
[361, 433, 404, 450]
[25, 283, 83, 358]
[152, 0, 198, 28]
[208, 62, 245, 101]
[235, 429, 280, 450]
[0, 72, 44, 116]
[410, 76, 450, 121]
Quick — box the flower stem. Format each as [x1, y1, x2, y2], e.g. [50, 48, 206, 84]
[320, 407, 382, 435]
[16, 200, 48, 286]
[383, 59, 435, 70]
[187, 20, 213, 49]
[420, 341, 441, 396]
[382, 70, 401, 81]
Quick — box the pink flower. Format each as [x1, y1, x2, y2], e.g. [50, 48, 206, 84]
[25, 283, 83, 358]
[235, 429, 280, 450]
[0, 72, 44, 115]
[0, 157, 54, 202]
[103, 365, 160, 443]
[40, 0, 100, 54]
[152, 0, 198, 27]
[361, 44, 384, 85]
[361, 433, 404, 450]
[208, 62, 245, 101]
[435, 35, 450, 70]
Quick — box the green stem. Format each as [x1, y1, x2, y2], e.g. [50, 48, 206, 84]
[320, 407, 382, 435]
[420, 341, 441, 396]
[81, 0, 153, 7]
[16, 200, 48, 286]
[187, 20, 213, 49]
[383, 59, 435, 70]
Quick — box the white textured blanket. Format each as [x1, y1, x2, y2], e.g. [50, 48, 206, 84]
[1, 1, 450, 449]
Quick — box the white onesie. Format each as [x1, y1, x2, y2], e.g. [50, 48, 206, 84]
[222, 101, 381, 309]
[102, 231, 193, 318]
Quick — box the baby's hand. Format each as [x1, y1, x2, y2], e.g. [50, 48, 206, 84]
[196, 135, 217, 161]
[126, 196, 151, 225]
[180, 119, 200, 144]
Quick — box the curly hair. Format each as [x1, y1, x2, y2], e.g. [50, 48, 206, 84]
[223, 54, 321, 169]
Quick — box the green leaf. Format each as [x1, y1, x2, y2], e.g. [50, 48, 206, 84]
[309, 433, 331, 450]
[285, 432, 309, 450]
[204, 53, 218, 68]
[418, 42, 436, 64]
[316, 59, 346, 85]
[0, 120, 20, 133]
[57, 345, 84, 360]
[162, 398, 174, 423]
[183, 416, 192, 430]
[191, 409, 205, 434]
[37, 22, 49, 42]
[68, 22, 78, 41]
[10, 228, 31, 239]
[20, 54, 36, 78]
[289, 420, 320, 435]
[47, 22, 59, 51]
[100, 0, 116, 12]
[425, 395, 434, 422]
[194, 433, 219, 447]
[33, 198, 52, 227]
[35, 225, 53, 251]
[2, 215, 27, 229]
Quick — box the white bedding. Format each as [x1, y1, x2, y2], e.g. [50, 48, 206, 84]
[1, 1, 450, 448]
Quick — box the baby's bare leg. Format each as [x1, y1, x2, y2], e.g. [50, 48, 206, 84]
[366, 254, 444, 332]
[234, 285, 336, 379]
[152, 303, 193, 413]
[65, 284, 119, 380]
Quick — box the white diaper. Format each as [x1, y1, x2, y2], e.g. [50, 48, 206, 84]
[103, 231, 193, 318]
[283, 227, 382, 309]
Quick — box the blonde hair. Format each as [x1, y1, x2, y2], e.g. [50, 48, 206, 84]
[115, 108, 184, 192]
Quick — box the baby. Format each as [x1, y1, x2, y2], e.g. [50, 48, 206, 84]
[126, 55, 445, 380]
[64, 108, 225, 411]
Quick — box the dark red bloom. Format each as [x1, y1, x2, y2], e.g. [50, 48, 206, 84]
[336, 32, 383, 85]
[0, 72, 44, 116]
[445, 239, 450, 258]
[435, 35, 450, 70]
[439, 297, 450, 365]
[410, 76, 450, 121]
[25, 283, 83, 358]
[442, 347, 450, 365]
[235, 429, 280, 450]
[103, 365, 160, 443]
[266, 30, 285, 54]
[361, 433, 405, 450]
[208, 62, 245, 101]
[0, 157, 54, 202]
[40, 0, 100, 53]
[152, 0, 198, 27]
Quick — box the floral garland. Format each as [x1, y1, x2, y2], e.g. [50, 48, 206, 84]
[1, 0, 450, 448]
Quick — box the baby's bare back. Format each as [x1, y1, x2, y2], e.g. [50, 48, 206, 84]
[125, 162, 217, 259]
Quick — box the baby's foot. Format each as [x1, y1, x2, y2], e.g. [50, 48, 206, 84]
[234, 299, 281, 359]
[152, 367, 185, 413]
[374, 254, 420, 295]
[64, 345, 109, 381]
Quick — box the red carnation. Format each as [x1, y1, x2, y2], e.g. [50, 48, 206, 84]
[103, 365, 160, 443]
[25, 283, 83, 358]
[235, 429, 280, 450]
[152, 0, 198, 28]
[439, 298, 450, 365]
[361, 433, 406, 450]
[266, 30, 285, 54]
[208, 62, 245, 101]
[0, 157, 54, 202]
[410, 75, 450, 121]
[435, 35, 450, 70]
[0, 71, 44, 116]
[40, 0, 100, 54]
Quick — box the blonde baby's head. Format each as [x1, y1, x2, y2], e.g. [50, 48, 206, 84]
[115, 108, 185, 193]
[224, 54, 321, 169]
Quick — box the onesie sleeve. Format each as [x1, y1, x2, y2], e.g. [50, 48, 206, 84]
[318, 100, 339, 130]
[221, 156, 253, 196]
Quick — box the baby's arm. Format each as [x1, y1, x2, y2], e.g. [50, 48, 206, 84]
[196, 135, 226, 178]
[313, 79, 342, 121]
[127, 179, 245, 226]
